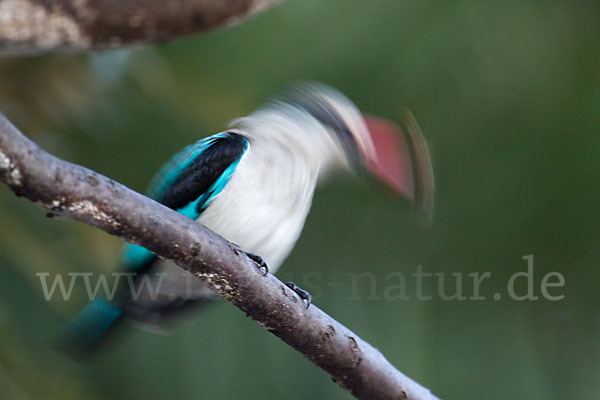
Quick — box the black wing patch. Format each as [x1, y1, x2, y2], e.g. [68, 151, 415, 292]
[159, 132, 248, 211]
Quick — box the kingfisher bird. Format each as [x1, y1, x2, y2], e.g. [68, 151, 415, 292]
[60, 82, 433, 353]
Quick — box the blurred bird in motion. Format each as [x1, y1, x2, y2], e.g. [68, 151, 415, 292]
[60, 82, 434, 355]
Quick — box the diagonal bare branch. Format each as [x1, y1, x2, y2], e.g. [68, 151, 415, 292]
[0, 112, 441, 400]
[0, 0, 282, 54]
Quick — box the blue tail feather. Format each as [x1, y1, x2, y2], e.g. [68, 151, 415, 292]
[58, 299, 123, 354]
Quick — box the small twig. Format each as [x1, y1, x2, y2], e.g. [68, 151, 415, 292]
[0, 0, 282, 54]
[0, 113, 441, 400]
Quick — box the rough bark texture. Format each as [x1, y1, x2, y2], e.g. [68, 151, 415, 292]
[0, 113, 441, 400]
[0, 0, 281, 53]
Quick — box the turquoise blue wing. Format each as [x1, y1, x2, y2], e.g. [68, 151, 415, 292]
[59, 133, 249, 352]
[121, 132, 248, 271]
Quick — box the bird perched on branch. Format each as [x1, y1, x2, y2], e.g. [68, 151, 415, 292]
[61, 82, 434, 353]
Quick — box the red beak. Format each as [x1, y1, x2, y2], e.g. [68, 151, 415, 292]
[363, 113, 435, 223]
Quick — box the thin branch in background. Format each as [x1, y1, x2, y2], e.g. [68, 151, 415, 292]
[0, 0, 282, 54]
[0, 113, 440, 400]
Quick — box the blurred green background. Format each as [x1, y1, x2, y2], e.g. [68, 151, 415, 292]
[1, 0, 599, 399]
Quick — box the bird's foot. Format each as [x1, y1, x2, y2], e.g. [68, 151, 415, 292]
[285, 282, 312, 309]
[246, 252, 269, 276]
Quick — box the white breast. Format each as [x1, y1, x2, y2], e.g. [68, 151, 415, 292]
[143, 132, 320, 306]
[133, 139, 320, 310]
[198, 137, 318, 272]
[137, 99, 353, 306]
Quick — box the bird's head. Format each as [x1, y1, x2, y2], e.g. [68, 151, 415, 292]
[232, 83, 434, 222]
[279, 83, 435, 223]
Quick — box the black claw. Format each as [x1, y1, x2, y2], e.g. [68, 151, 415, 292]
[246, 252, 269, 276]
[285, 282, 312, 309]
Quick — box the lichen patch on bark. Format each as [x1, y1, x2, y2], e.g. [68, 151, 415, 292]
[0, 148, 22, 185]
[0, 0, 90, 49]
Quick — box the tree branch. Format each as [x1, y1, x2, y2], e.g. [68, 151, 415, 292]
[0, 0, 282, 54]
[0, 113, 441, 400]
